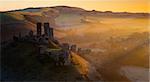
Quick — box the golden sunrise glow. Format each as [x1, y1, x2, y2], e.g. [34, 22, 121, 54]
[0, 0, 149, 13]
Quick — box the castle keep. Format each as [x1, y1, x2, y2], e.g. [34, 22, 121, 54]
[13, 22, 91, 66]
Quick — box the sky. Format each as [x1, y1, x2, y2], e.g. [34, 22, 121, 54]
[0, 0, 149, 13]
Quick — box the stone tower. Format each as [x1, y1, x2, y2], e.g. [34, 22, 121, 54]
[37, 23, 42, 36]
[70, 45, 77, 52]
[44, 23, 54, 39]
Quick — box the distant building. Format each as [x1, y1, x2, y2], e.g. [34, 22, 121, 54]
[70, 44, 77, 52]
[62, 43, 70, 50]
[77, 48, 82, 54]
[44, 23, 54, 40]
[77, 48, 91, 55]
[37, 23, 42, 36]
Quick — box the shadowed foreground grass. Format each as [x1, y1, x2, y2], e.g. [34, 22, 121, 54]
[1, 42, 83, 81]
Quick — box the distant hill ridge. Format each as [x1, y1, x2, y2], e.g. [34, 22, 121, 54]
[1, 6, 149, 16]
